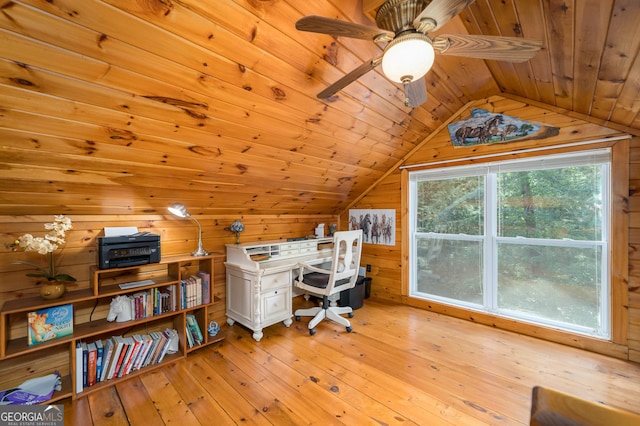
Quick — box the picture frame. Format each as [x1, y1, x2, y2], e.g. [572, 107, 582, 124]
[348, 209, 396, 246]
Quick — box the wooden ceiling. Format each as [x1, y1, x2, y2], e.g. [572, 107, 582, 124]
[0, 0, 639, 216]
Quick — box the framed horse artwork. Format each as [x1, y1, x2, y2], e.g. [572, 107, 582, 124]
[349, 209, 396, 246]
[448, 109, 559, 147]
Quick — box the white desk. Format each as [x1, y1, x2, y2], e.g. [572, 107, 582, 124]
[224, 238, 333, 341]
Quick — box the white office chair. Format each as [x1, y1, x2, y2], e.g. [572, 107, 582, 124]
[294, 230, 363, 335]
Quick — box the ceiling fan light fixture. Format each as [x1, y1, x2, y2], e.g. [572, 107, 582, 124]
[381, 33, 434, 83]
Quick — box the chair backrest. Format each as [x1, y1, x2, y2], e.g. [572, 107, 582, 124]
[325, 230, 363, 297]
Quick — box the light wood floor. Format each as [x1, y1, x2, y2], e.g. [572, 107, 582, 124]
[62, 298, 640, 425]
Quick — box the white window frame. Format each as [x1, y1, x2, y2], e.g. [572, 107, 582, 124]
[408, 149, 611, 339]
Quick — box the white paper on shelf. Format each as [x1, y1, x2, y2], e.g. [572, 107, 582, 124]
[104, 226, 138, 237]
[0, 372, 61, 404]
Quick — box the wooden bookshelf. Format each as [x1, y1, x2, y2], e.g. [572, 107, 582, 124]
[0, 254, 224, 401]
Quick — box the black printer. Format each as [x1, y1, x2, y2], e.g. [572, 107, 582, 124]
[97, 232, 160, 269]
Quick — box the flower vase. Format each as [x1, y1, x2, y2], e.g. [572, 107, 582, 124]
[40, 281, 66, 300]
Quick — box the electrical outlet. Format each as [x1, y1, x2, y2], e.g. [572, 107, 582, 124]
[366, 264, 371, 272]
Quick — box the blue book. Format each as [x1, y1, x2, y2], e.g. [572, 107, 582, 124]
[100, 338, 114, 382]
[27, 304, 73, 346]
[95, 340, 104, 383]
[81, 341, 88, 388]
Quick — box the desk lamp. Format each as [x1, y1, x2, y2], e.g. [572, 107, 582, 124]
[168, 203, 209, 256]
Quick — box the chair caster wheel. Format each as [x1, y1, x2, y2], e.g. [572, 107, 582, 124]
[346, 326, 353, 333]
[348, 312, 354, 318]
[295, 316, 301, 321]
[309, 328, 316, 336]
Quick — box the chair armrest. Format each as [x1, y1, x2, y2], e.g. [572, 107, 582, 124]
[298, 262, 331, 276]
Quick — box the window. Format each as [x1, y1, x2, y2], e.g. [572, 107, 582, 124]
[409, 150, 610, 338]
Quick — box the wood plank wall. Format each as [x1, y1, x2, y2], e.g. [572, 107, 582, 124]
[342, 95, 640, 362]
[629, 151, 640, 363]
[0, 214, 335, 335]
[0, 213, 336, 388]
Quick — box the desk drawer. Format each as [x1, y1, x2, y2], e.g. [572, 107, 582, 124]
[280, 243, 299, 251]
[261, 287, 291, 324]
[261, 271, 291, 291]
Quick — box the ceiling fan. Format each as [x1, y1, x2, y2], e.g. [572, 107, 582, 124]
[296, 0, 542, 107]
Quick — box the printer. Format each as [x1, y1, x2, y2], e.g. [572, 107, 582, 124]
[97, 232, 160, 269]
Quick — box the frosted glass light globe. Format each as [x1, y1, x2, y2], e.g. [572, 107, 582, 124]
[381, 33, 435, 83]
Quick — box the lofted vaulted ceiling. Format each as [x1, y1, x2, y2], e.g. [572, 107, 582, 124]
[0, 0, 639, 216]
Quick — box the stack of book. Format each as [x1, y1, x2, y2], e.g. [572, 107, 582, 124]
[185, 314, 204, 348]
[127, 285, 178, 320]
[113, 272, 210, 324]
[75, 328, 179, 394]
[179, 271, 211, 309]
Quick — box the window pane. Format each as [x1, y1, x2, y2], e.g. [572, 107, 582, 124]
[497, 243, 602, 329]
[416, 237, 483, 304]
[497, 165, 602, 240]
[410, 150, 609, 338]
[416, 176, 484, 235]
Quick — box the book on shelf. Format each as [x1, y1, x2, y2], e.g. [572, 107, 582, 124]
[197, 270, 211, 304]
[72, 326, 183, 392]
[186, 314, 204, 347]
[116, 337, 134, 378]
[100, 338, 115, 383]
[95, 339, 104, 383]
[164, 285, 177, 312]
[123, 335, 143, 376]
[132, 334, 148, 371]
[143, 333, 157, 367]
[81, 342, 88, 388]
[194, 276, 202, 306]
[143, 291, 151, 318]
[133, 334, 153, 371]
[107, 336, 125, 380]
[87, 342, 97, 387]
[157, 328, 177, 364]
[131, 291, 147, 320]
[167, 328, 179, 356]
[138, 334, 156, 368]
[179, 280, 189, 309]
[148, 331, 167, 365]
[180, 276, 205, 309]
[143, 332, 158, 365]
[190, 314, 204, 342]
[155, 331, 170, 364]
[151, 288, 159, 316]
[155, 286, 176, 315]
[184, 278, 192, 309]
[162, 288, 170, 314]
[127, 288, 178, 319]
[27, 304, 73, 346]
[75, 342, 83, 394]
[185, 321, 194, 348]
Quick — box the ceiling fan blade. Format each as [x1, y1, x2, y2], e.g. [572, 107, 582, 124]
[296, 15, 394, 41]
[433, 34, 542, 62]
[413, 0, 476, 33]
[317, 58, 382, 99]
[403, 77, 428, 108]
